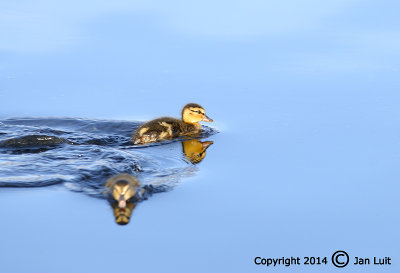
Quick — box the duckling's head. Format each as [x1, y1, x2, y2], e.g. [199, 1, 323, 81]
[182, 139, 214, 164]
[182, 103, 213, 124]
[105, 174, 140, 208]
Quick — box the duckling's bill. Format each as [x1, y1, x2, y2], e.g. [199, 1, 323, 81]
[202, 115, 213, 122]
[202, 140, 214, 149]
[118, 196, 127, 208]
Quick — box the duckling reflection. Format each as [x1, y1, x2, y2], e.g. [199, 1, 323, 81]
[105, 174, 141, 225]
[182, 139, 213, 164]
[111, 202, 136, 226]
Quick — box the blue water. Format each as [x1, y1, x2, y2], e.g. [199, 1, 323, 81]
[1, 0, 400, 272]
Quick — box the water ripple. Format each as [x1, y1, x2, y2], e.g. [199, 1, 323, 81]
[0, 118, 217, 200]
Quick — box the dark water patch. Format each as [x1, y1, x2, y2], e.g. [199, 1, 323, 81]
[0, 135, 69, 147]
[1, 147, 59, 155]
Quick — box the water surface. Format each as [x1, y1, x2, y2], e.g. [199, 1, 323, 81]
[1, 0, 400, 272]
[0, 118, 216, 193]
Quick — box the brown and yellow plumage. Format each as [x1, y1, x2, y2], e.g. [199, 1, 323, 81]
[133, 103, 213, 145]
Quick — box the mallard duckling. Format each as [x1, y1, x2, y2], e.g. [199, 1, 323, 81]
[105, 174, 140, 208]
[182, 139, 214, 164]
[133, 103, 213, 145]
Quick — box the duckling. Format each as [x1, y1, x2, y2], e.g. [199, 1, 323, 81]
[182, 139, 214, 164]
[105, 174, 140, 208]
[133, 103, 213, 145]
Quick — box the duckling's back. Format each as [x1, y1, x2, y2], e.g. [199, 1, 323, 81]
[133, 117, 195, 144]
